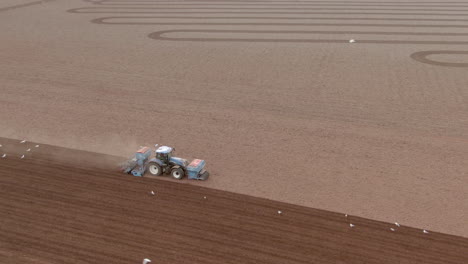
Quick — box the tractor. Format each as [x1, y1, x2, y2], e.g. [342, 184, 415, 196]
[120, 145, 209, 180]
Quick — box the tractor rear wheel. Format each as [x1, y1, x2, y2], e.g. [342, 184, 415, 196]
[148, 162, 162, 176]
[171, 168, 185, 180]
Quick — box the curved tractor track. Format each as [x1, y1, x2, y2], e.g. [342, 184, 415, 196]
[69, 0, 468, 67]
[0, 137, 467, 263]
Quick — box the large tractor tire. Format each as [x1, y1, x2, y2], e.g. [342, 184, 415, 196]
[171, 168, 185, 180]
[148, 162, 162, 176]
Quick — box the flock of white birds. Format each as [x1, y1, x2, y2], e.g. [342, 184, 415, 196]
[143, 191, 431, 235]
[0, 140, 39, 159]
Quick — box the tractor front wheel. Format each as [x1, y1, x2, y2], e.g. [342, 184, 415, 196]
[148, 162, 162, 176]
[171, 168, 185, 180]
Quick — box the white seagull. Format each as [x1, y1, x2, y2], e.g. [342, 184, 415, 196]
[143, 258, 152, 264]
[21, 155, 25, 159]
[20, 140, 26, 143]
[345, 214, 348, 218]
[390, 228, 396, 232]
[2, 154, 6, 158]
[0, 144, 2, 147]
[26, 148, 31, 152]
[349, 39, 356, 43]
[278, 210, 282, 215]
[203, 196, 207, 199]
[423, 230, 429, 234]
[150, 191, 155, 195]
[35, 145, 40, 148]
[395, 222, 400, 227]
[349, 223, 355, 228]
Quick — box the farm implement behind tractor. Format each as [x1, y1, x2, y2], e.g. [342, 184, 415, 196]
[120, 145, 209, 180]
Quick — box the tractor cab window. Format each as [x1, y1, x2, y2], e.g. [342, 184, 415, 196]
[156, 152, 167, 161]
[157, 152, 172, 163]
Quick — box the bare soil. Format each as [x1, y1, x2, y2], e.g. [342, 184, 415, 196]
[0, 139, 467, 264]
[0, 0, 467, 238]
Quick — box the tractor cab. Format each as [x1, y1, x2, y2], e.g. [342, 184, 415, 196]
[155, 146, 172, 164]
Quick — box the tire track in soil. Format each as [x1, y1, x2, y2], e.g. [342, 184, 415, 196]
[69, 8, 468, 16]
[90, 0, 468, 4]
[96, 3, 468, 8]
[93, 0, 468, 2]
[0, 0, 56, 13]
[92, 19, 468, 28]
[410, 50, 468, 67]
[85, 16, 468, 22]
[66, 7, 468, 11]
[1, 141, 467, 264]
[148, 30, 468, 45]
[68, 0, 468, 67]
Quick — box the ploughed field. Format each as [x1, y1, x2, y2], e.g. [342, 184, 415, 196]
[1, 0, 467, 240]
[0, 138, 467, 264]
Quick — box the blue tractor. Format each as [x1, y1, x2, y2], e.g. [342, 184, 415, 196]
[120, 145, 209, 180]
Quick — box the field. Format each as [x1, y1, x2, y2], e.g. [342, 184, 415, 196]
[1, 0, 468, 262]
[0, 138, 467, 263]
